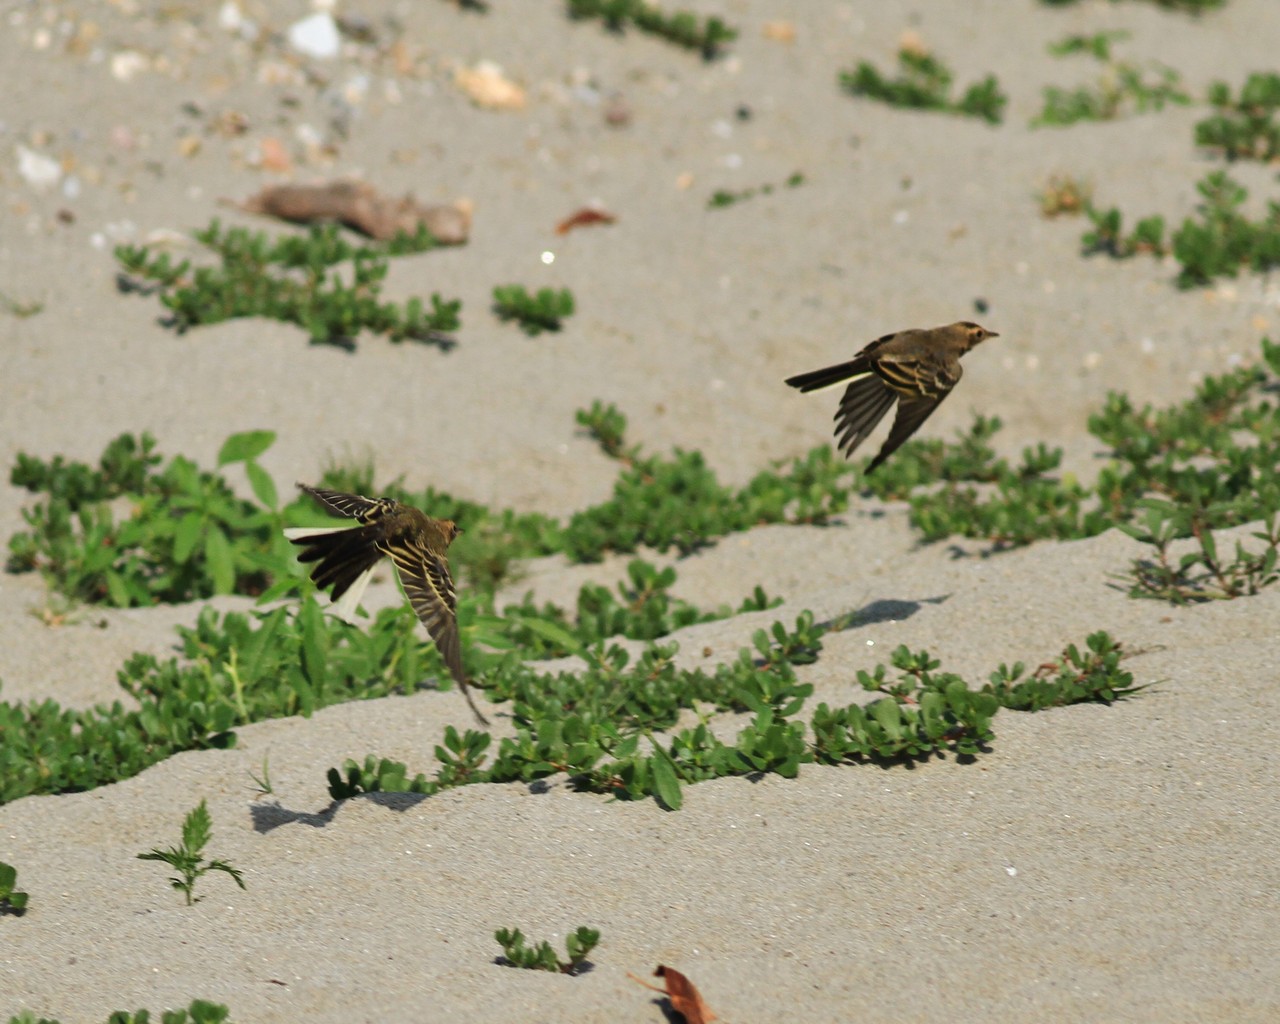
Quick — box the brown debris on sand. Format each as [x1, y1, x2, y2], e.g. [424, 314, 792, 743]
[231, 180, 472, 243]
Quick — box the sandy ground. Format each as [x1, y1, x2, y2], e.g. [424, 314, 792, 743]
[2, 1, 1279, 1021]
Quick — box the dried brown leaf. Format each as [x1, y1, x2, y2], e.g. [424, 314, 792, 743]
[555, 207, 617, 235]
[628, 964, 718, 1024]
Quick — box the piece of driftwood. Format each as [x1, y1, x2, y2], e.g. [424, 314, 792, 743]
[232, 180, 472, 243]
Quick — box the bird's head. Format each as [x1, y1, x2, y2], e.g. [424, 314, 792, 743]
[954, 321, 998, 351]
[441, 520, 463, 544]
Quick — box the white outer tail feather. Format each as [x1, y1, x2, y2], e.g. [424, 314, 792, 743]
[283, 526, 376, 624]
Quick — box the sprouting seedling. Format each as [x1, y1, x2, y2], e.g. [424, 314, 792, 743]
[247, 754, 273, 796]
[137, 800, 246, 906]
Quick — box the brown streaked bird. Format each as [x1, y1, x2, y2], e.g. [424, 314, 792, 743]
[784, 321, 997, 473]
[284, 484, 488, 725]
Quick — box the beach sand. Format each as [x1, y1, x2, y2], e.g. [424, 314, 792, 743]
[2, 1, 1278, 1020]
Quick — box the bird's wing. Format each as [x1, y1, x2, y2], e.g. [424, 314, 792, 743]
[288, 523, 385, 604]
[386, 539, 489, 724]
[876, 351, 962, 399]
[385, 538, 462, 679]
[833, 374, 898, 458]
[866, 393, 948, 473]
[299, 484, 397, 523]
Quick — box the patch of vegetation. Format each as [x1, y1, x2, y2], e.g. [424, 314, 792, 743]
[566, 0, 737, 61]
[329, 626, 1142, 811]
[0, 861, 28, 916]
[491, 284, 575, 336]
[1196, 73, 1280, 161]
[1034, 62, 1188, 127]
[1118, 506, 1280, 603]
[839, 48, 1007, 125]
[1039, 175, 1093, 218]
[708, 172, 805, 209]
[0, 596, 446, 804]
[498, 557, 780, 659]
[1039, 0, 1225, 11]
[137, 800, 245, 906]
[561, 404, 854, 560]
[115, 220, 460, 349]
[495, 926, 600, 974]
[5, 407, 852, 609]
[1082, 171, 1280, 287]
[1047, 31, 1129, 61]
[8, 1001, 231, 1024]
[7, 430, 291, 606]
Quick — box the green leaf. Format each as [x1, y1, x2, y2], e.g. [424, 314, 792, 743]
[299, 598, 328, 695]
[649, 750, 683, 810]
[173, 512, 203, 564]
[203, 526, 235, 594]
[514, 616, 589, 657]
[217, 430, 275, 467]
[182, 800, 213, 855]
[244, 460, 278, 510]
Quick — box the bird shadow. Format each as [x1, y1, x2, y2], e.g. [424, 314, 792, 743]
[248, 791, 430, 834]
[814, 594, 950, 634]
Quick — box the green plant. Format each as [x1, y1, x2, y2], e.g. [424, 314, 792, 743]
[497, 557, 780, 658]
[116, 220, 460, 348]
[8, 1004, 230, 1024]
[575, 400, 634, 461]
[1039, 175, 1092, 217]
[104, 1004, 230, 1024]
[495, 925, 600, 974]
[491, 285, 575, 335]
[1197, 73, 1280, 161]
[1082, 171, 1280, 287]
[561, 404, 855, 559]
[707, 172, 805, 209]
[0, 861, 29, 916]
[566, 0, 737, 60]
[8, 430, 293, 606]
[1117, 504, 1280, 603]
[839, 48, 1007, 125]
[1047, 31, 1129, 61]
[1039, 0, 1224, 10]
[1035, 62, 1188, 127]
[1080, 204, 1168, 258]
[330, 619, 1141, 812]
[984, 632, 1147, 710]
[137, 800, 245, 906]
[246, 755, 273, 796]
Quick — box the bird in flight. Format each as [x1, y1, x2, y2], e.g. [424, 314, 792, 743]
[285, 484, 488, 725]
[784, 321, 997, 472]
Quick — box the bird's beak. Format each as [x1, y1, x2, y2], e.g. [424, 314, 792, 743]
[985, 331, 999, 339]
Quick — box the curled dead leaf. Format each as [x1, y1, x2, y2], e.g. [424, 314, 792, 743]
[555, 207, 617, 235]
[628, 964, 718, 1024]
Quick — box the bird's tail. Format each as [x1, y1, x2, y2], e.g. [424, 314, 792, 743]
[286, 525, 384, 620]
[784, 358, 871, 393]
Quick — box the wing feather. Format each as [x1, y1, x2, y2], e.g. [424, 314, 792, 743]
[298, 484, 398, 523]
[866, 394, 946, 473]
[833, 375, 898, 459]
[384, 538, 488, 725]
